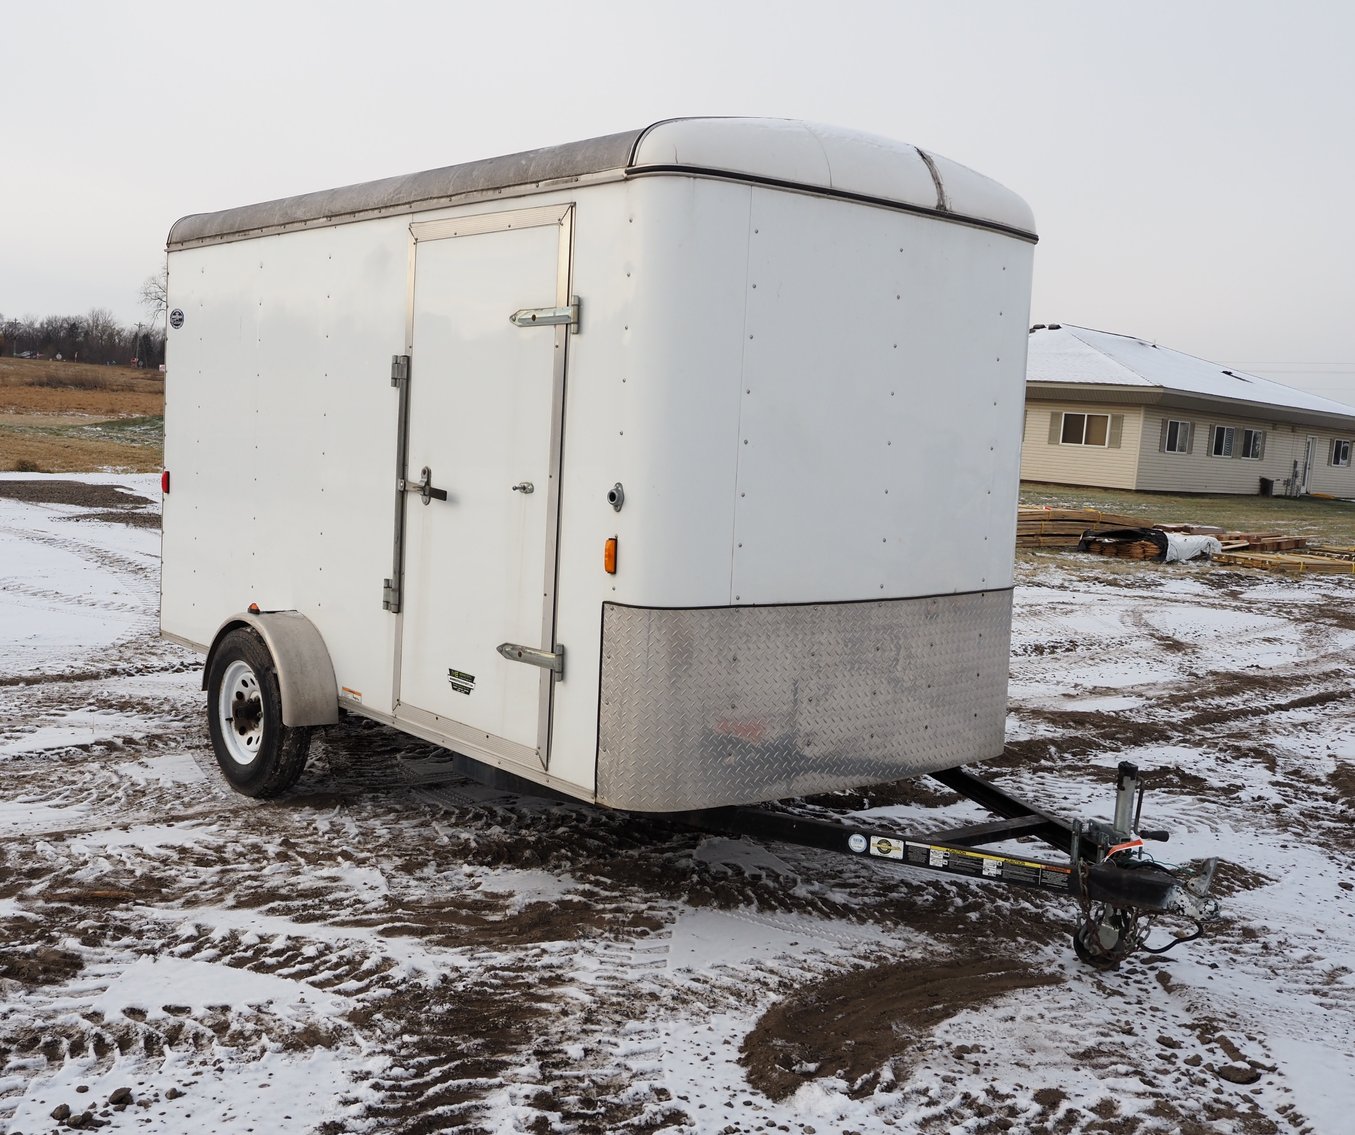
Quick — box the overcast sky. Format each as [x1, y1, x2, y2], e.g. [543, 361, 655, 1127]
[3, 1, 1352, 398]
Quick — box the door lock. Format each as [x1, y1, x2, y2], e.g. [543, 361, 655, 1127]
[511, 481, 535, 494]
[400, 466, 448, 505]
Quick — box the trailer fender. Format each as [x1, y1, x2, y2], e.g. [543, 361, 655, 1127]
[202, 612, 339, 728]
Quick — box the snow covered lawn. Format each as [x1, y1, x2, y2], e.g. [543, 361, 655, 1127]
[1, 475, 1352, 1134]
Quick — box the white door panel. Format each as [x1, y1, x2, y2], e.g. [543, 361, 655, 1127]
[397, 214, 568, 759]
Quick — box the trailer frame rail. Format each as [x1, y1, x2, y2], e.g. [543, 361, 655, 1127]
[672, 760, 1220, 968]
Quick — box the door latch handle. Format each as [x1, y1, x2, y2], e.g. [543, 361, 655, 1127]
[400, 465, 448, 505]
[511, 481, 534, 494]
[509, 297, 580, 332]
[497, 642, 564, 676]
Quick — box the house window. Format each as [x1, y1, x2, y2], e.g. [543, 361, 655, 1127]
[1210, 425, 1235, 457]
[1333, 439, 1352, 468]
[1061, 412, 1110, 446]
[1241, 429, 1265, 460]
[1164, 419, 1191, 454]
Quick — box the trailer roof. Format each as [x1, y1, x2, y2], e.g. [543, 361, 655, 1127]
[167, 118, 1036, 248]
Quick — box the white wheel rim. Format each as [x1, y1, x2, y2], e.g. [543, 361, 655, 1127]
[218, 659, 265, 767]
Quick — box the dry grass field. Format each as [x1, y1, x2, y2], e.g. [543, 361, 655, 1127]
[0, 357, 164, 473]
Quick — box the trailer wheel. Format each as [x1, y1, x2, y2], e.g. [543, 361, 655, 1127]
[1072, 924, 1122, 970]
[206, 627, 311, 797]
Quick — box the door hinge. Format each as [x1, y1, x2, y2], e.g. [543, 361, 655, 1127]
[497, 642, 565, 678]
[383, 577, 400, 612]
[391, 354, 410, 386]
[509, 297, 580, 334]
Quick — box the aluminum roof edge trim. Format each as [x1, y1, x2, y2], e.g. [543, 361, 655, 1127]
[166, 129, 645, 248]
[624, 165, 1039, 243]
[165, 169, 627, 252]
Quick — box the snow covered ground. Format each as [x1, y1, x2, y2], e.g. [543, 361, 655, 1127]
[1, 474, 1353, 1134]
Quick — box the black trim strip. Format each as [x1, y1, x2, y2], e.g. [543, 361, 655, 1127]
[625, 164, 1039, 244]
[600, 587, 1013, 616]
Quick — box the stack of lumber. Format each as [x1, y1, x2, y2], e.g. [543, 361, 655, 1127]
[1211, 532, 1309, 552]
[1082, 537, 1161, 560]
[1211, 546, 1355, 574]
[1016, 507, 1147, 549]
[1017, 505, 1352, 574]
[1153, 523, 1223, 535]
[1151, 523, 1308, 551]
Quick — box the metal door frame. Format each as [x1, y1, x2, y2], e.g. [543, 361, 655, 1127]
[1301, 435, 1318, 494]
[390, 202, 575, 771]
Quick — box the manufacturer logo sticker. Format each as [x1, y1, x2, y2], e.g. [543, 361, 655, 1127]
[847, 833, 868, 854]
[169, 308, 185, 329]
[869, 836, 904, 861]
[448, 668, 476, 695]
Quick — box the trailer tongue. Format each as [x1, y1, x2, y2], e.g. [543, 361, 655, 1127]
[681, 760, 1219, 968]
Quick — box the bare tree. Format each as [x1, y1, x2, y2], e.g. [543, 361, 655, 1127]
[1, 306, 165, 365]
[33, 315, 76, 359]
[5, 316, 38, 356]
[81, 308, 122, 364]
[139, 267, 168, 321]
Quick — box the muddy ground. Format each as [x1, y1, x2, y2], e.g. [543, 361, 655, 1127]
[1, 481, 1352, 1133]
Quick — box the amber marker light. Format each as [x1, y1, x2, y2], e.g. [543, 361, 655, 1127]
[604, 536, 618, 574]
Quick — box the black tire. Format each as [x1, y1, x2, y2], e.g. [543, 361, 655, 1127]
[206, 627, 311, 798]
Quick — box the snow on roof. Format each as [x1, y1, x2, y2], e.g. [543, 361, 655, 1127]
[1027, 324, 1355, 420]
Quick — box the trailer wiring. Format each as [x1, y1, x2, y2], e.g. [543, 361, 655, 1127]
[1074, 852, 1212, 967]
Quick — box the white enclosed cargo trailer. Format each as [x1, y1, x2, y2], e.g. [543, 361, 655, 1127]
[162, 117, 1037, 811]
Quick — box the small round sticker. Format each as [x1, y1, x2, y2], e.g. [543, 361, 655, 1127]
[847, 833, 868, 854]
[169, 308, 185, 329]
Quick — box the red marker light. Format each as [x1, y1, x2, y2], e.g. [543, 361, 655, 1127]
[161, 469, 170, 494]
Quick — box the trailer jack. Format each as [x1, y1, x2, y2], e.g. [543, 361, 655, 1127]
[1068, 762, 1219, 968]
[682, 760, 1220, 968]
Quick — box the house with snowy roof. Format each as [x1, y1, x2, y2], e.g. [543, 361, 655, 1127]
[1022, 324, 1355, 496]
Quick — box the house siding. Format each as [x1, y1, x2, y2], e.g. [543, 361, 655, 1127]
[1306, 430, 1355, 495]
[1021, 402, 1142, 489]
[1137, 412, 1355, 496]
[1137, 412, 1293, 494]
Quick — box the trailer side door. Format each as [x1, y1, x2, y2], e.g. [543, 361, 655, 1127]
[393, 205, 573, 769]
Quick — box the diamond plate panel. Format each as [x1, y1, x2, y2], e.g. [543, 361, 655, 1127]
[596, 591, 1012, 811]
